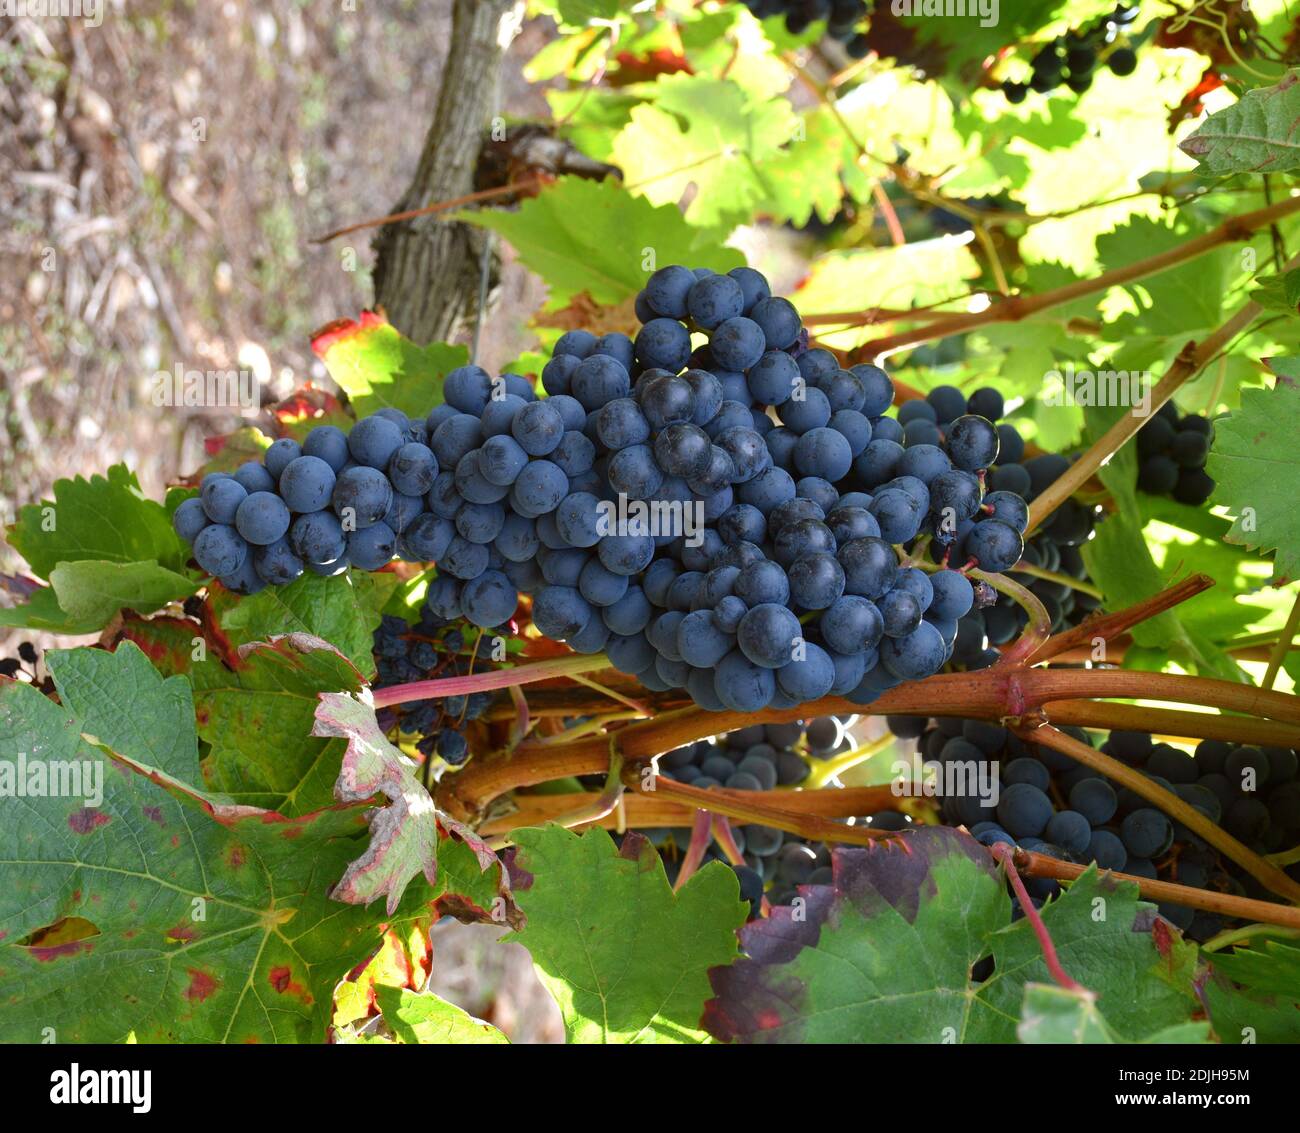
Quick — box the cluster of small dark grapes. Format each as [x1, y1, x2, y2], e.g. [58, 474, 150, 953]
[898, 383, 1100, 667]
[172, 379, 536, 626]
[175, 261, 1092, 718]
[371, 613, 494, 769]
[740, 0, 870, 58]
[1137, 402, 1215, 505]
[1000, 5, 1140, 102]
[652, 718, 915, 917]
[890, 714, 1300, 942]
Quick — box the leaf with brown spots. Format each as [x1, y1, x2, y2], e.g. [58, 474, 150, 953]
[0, 642, 515, 1043]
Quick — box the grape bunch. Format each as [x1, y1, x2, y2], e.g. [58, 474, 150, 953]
[739, 0, 870, 58]
[890, 714, 1300, 941]
[652, 717, 912, 916]
[175, 261, 1072, 717]
[371, 613, 498, 770]
[1136, 402, 1215, 505]
[895, 383, 1100, 665]
[1000, 5, 1140, 102]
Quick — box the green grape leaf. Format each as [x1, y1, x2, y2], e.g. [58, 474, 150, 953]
[504, 826, 746, 1043]
[1204, 938, 1300, 1043]
[212, 568, 398, 679]
[534, 0, 640, 28]
[1180, 70, 1300, 174]
[704, 829, 1199, 1043]
[754, 108, 847, 226]
[1096, 217, 1227, 338]
[457, 175, 743, 306]
[679, 7, 790, 102]
[310, 311, 468, 420]
[1207, 376, 1300, 583]
[192, 634, 366, 815]
[1017, 983, 1211, 1044]
[0, 642, 513, 1043]
[49, 559, 198, 628]
[375, 985, 509, 1045]
[1251, 267, 1300, 315]
[7, 464, 188, 580]
[609, 75, 799, 229]
[977, 870, 1201, 1041]
[0, 584, 104, 635]
[792, 237, 981, 351]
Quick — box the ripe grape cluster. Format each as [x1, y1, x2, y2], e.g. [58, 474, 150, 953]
[1136, 402, 1215, 505]
[1000, 5, 1140, 102]
[739, 0, 870, 58]
[900, 383, 1101, 663]
[890, 714, 1300, 941]
[653, 717, 912, 915]
[174, 262, 1064, 715]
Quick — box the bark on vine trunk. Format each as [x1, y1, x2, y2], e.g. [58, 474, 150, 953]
[372, 0, 519, 345]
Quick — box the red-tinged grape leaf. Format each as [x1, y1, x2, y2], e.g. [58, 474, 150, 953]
[191, 633, 368, 815]
[333, 924, 429, 1029]
[0, 642, 513, 1043]
[198, 426, 271, 477]
[211, 568, 398, 679]
[7, 464, 187, 580]
[374, 985, 509, 1045]
[704, 828, 1200, 1044]
[704, 826, 1007, 1043]
[1207, 377, 1300, 584]
[314, 690, 514, 921]
[503, 826, 746, 1044]
[49, 559, 198, 628]
[1017, 983, 1210, 1044]
[1203, 939, 1300, 1043]
[609, 75, 799, 229]
[271, 386, 353, 443]
[455, 175, 745, 307]
[114, 613, 206, 678]
[310, 310, 468, 421]
[1179, 69, 1300, 174]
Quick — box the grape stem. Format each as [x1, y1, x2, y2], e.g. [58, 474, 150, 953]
[312, 176, 544, 244]
[442, 668, 1300, 817]
[1024, 254, 1300, 535]
[972, 566, 1052, 668]
[476, 785, 911, 835]
[674, 810, 714, 892]
[638, 775, 897, 847]
[990, 843, 1082, 991]
[1009, 561, 1104, 600]
[1010, 849, 1300, 933]
[711, 816, 747, 867]
[1263, 584, 1300, 691]
[370, 652, 613, 708]
[804, 733, 898, 789]
[850, 194, 1300, 360]
[1019, 724, 1300, 904]
[1028, 573, 1215, 665]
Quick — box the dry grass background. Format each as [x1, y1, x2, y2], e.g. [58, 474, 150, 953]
[0, 0, 563, 1042]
